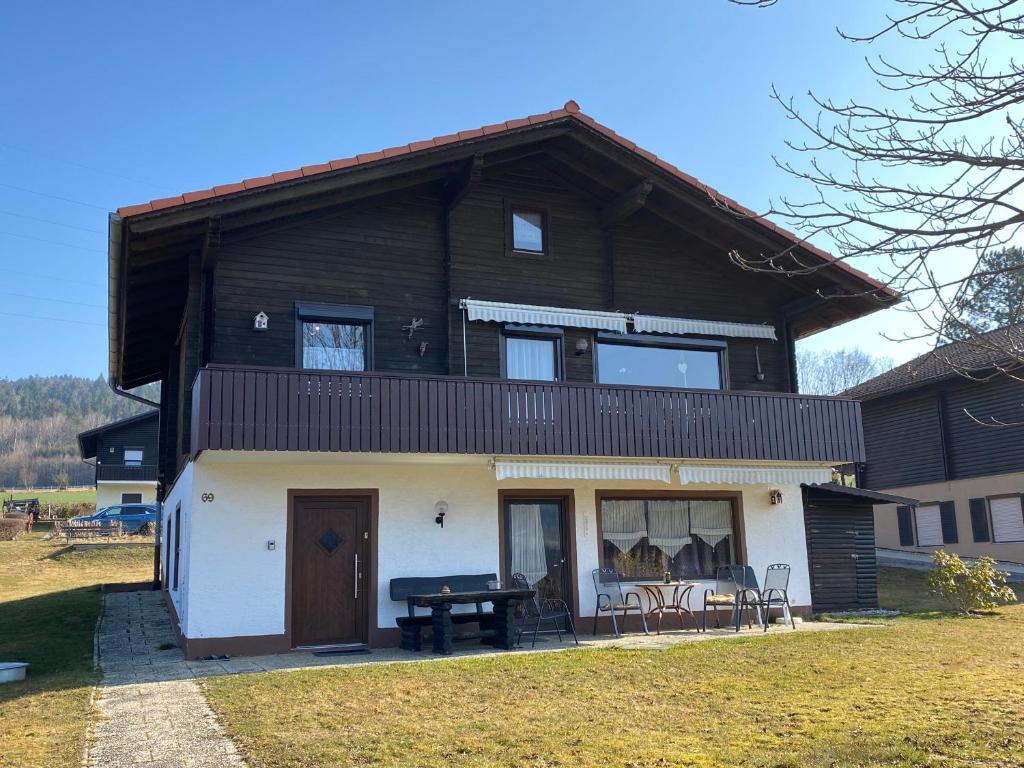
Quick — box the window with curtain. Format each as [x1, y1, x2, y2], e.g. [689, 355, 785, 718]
[600, 497, 735, 580]
[597, 341, 723, 389]
[505, 335, 559, 381]
[303, 321, 367, 371]
[511, 209, 545, 253]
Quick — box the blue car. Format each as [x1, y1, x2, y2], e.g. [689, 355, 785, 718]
[71, 503, 159, 534]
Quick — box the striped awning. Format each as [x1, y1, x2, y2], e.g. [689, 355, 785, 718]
[678, 464, 833, 486]
[495, 460, 671, 483]
[461, 299, 628, 332]
[633, 315, 777, 340]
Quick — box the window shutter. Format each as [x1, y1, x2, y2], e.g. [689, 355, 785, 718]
[990, 496, 1024, 543]
[969, 498, 990, 543]
[939, 501, 958, 544]
[914, 504, 944, 547]
[896, 506, 914, 546]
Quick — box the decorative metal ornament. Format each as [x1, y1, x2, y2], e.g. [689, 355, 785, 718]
[317, 528, 343, 554]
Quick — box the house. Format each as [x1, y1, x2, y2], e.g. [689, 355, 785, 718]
[845, 325, 1024, 566]
[107, 101, 899, 658]
[77, 411, 159, 508]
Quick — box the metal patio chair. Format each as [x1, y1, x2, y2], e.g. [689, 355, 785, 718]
[511, 573, 579, 647]
[703, 565, 763, 632]
[753, 563, 796, 631]
[591, 567, 649, 638]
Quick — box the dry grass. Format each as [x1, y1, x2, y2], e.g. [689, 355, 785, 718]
[204, 571, 1024, 768]
[0, 532, 152, 768]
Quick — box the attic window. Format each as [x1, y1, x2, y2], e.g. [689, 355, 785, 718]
[508, 206, 547, 255]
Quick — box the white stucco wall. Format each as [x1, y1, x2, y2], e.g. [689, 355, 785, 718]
[161, 463, 194, 634]
[96, 482, 158, 508]
[178, 453, 813, 643]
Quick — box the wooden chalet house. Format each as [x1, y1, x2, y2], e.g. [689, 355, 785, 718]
[108, 102, 897, 657]
[77, 410, 159, 508]
[846, 325, 1024, 567]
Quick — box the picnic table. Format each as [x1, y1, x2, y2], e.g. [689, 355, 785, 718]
[407, 588, 534, 655]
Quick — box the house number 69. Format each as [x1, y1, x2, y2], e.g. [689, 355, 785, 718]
[201, 493, 215, 502]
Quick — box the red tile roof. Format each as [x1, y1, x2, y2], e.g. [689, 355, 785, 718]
[116, 100, 893, 296]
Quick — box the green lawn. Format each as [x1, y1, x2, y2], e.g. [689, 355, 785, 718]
[3, 487, 96, 506]
[0, 533, 152, 768]
[204, 569, 1024, 768]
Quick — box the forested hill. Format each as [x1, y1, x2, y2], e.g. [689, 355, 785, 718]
[0, 375, 160, 490]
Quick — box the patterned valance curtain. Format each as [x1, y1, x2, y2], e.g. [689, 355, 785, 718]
[601, 500, 648, 553]
[647, 500, 691, 558]
[689, 499, 733, 548]
[509, 504, 548, 586]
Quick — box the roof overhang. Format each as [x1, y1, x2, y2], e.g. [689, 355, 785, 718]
[109, 104, 898, 387]
[802, 482, 919, 506]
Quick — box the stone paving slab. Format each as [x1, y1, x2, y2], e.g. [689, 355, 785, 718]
[83, 592, 246, 767]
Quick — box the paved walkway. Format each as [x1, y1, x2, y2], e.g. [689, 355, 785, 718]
[84, 592, 246, 768]
[84, 591, 878, 766]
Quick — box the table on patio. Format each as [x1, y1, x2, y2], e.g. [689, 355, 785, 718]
[407, 588, 535, 655]
[636, 581, 701, 633]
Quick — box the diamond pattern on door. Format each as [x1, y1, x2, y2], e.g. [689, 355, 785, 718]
[317, 528, 343, 554]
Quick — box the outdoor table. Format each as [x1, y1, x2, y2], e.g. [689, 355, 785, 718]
[407, 588, 534, 655]
[636, 581, 700, 634]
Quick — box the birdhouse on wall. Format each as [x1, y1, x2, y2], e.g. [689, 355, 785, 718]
[253, 311, 269, 331]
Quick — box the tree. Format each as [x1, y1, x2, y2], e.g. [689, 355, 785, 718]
[728, 0, 1024, 365]
[56, 469, 70, 491]
[944, 246, 1024, 338]
[797, 347, 894, 395]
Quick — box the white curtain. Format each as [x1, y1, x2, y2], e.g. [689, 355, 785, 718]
[601, 500, 648, 553]
[647, 500, 691, 558]
[506, 337, 555, 381]
[690, 500, 733, 549]
[509, 504, 548, 586]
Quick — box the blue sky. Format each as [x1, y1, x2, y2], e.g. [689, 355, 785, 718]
[0, 0, 933, 380]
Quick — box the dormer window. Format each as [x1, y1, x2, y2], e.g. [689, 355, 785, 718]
[507, 204, 547, 256]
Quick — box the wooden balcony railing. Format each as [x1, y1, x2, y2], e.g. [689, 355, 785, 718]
[190, 366, 865, 464]
[95, 464, 159, 482]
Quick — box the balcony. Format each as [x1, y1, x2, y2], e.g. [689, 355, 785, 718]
[96, 463, 158, 482]
[190, 365, 865, 464]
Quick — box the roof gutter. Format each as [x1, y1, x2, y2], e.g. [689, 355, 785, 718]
[107, 212, 123, 387]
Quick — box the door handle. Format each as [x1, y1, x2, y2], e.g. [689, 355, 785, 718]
[354, 554, 360, 599]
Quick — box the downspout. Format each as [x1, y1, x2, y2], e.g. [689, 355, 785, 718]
[107, 212, 162, 588]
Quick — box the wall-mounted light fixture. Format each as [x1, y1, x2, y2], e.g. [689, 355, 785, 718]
[575, 337, 590, 356]
[254, 311, 269, 331]
[434, 500, 448, 527]
[769, 489, 783, 506]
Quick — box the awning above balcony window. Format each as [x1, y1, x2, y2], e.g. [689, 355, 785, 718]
[678, 464, 833, 486]
[632, 315, 777, 340]
[460, 299, 628, 332]
[494, 460, 671, 483]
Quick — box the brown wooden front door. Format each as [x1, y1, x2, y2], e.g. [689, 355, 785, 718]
[291, 496, 369, 647]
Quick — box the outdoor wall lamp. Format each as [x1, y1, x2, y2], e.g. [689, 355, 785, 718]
[434, 500, 448, 527]
[769, 489, 783, 506]
[575, 337, 589, 356]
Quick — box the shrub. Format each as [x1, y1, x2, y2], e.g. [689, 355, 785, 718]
[0, 517, 24, 540]
[928, 550, 1017, 614]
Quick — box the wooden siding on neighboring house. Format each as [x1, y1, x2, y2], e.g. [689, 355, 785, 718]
[861, 391, 947, 489]
[861, 373, 1024, 490]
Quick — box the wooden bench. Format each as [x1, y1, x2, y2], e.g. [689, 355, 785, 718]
[55, 520, 122, 542]
[390, 574, 498, 651]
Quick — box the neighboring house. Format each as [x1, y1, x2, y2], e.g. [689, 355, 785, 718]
[107, 101, 898, 658]
[77, 411, 159, 508]
[845, 325, 1024, 565]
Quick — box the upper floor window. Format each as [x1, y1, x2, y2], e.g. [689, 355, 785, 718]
[503, 327, 562, 381]
[123, 448, 144, 466]
[507, 205, 547, 256]
[596, 335, 725, 390]
[296, 303, 373, 372]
